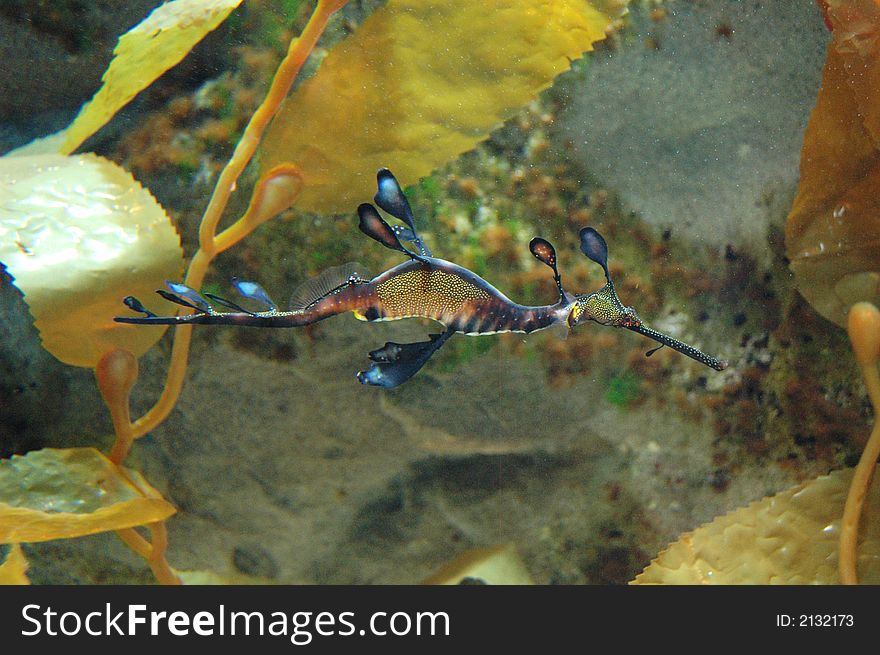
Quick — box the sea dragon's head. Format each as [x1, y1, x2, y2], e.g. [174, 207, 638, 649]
[529, 227, 727, 371]
[565, 227, 641, 330]
[567, 286, 642, 330]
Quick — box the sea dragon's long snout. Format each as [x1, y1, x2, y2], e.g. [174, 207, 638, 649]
[564, 227, 728, 371]
[115, 168, 728, 385]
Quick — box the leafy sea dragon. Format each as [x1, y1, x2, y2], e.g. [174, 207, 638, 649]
[115, 169, 728, 387]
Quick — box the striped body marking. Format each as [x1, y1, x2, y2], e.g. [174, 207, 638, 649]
[354, 259, 568, 337]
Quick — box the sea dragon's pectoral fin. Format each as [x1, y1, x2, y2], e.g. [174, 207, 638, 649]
[357, 327, 455, 388]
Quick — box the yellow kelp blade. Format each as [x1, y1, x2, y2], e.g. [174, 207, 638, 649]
[633, 467, 880, 584]
[58, 0, 244, 155]
[0, 154, 183, 368]
[423, 544, 534, 585]
[0, 545, 30, 585]
[261, 0, 627, 214]
[0, 448, 176, 544]
[785, 1, 880, 328]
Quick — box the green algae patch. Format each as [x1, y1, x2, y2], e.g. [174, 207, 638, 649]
[606, 371, 641, 407]
[0, 448, 176, 544]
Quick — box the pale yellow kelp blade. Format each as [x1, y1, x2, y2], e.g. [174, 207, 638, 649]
[0, 154, 183, 368]
[58, 0, 244, 155]
[633, 467, 880, 584]
[175, 569, 276, 585]
[785, 1, 880, 328]
[0, 545, 30, 585]
[261, 0, 627, 214]
[0, 448, 176, 544]
[5, 131, 69, 158]
[423, 544, 534, 585]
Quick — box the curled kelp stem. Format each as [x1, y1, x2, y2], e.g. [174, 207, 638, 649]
[95, 349, 138, 465]
[116, 522, 180, 586]
[95, 350, 179, 584]
[98, 1, 346, 584]
[130, 0, 348, 439]
[840, 301, 880, 584]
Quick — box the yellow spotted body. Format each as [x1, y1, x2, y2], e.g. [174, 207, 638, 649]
[376, 268, 492, 321]
[347, 258, 566, 336]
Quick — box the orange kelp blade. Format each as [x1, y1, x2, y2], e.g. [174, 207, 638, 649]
[0, 448, 175, 543]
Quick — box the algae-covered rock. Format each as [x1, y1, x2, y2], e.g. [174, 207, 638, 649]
[554, 0, 828, 259]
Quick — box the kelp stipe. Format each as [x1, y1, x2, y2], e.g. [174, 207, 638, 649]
[118, 169, 728, 385]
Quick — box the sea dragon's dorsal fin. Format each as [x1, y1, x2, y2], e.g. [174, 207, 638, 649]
[288, 262, 369, 311]
[373, 168, 432, 257]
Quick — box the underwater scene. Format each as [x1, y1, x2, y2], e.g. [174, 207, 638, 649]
[1, 0, 879, 585]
